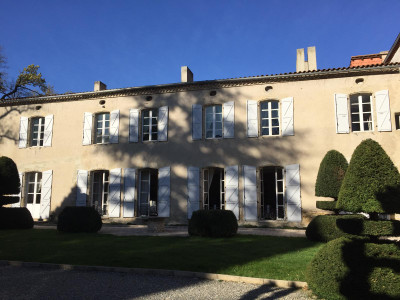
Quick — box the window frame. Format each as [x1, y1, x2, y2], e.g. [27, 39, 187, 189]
[90, 170, 110, 216]
[94, 112, 111, 144]
[204, 104, 223, 139]
[349, 93, 374, 132]
[29, 117, 45, 147]
[141, 108, 158, 142]
[259, 100, 280, 136]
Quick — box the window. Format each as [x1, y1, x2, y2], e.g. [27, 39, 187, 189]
[91, 170, 109, 216]
[18, 115, 54, 148]
[95, 113, 110, 144]
[29, 117, 45, 146]
[260, 167, 285, 220]
[260, 101, 280, 136]
[350, 94, 373, 132]
[395, 113, 400, 130]
[142, 109, 158, 141]
[205, 105, 223, 139]
[202, 167, 225, 210]
[26, 172, 42, 206]
[139, 169, 158, 216]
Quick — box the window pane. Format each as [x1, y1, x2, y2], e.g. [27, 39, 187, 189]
[260, 102, 268, 110]
[352, 123, 360, 131]
[143, 134, 149, 141]
[364, 122, 373, 131]
[276, 169, 283, 180]
[261, 128, 269, 135]
[278, 207, 284, 219]
[206, 130, 213, 138]
[27, 194, 34, 204]
[205, 106, 213, 115]
[352, 114, 360, 122]
[215, 113, 222, 122]
[215, 105, 222, 113]
[143, 118, 149, 125]
[272, 127, 279, 135]
[350, 104, 359, 113]
[272, 119, 279, 126]
[105, 114, 110, 121]
[271, 102, 279, 109]
[362, 95, 371, 103]
[350, 96, 359, 105]
[28, 183, 35, 193]
[151, 125, 157, 133]
[215, 129, 222, 138]
[151, 133, 158, 140]
[271, 110, 279, 118]
[143, 126, 149, 134]
[362, 104, 371, 112]
[261, 119, 269, 127]
[363, 113, 371, 122]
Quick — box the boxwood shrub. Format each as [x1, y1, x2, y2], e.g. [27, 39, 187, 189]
[336, 218, 400, 237]
[306, 237, 400, 299]
[0, 207, 34, 229]
[188, 209, 238, 237]
[316, 200, 339, 212]
[57, 207, 102, 233]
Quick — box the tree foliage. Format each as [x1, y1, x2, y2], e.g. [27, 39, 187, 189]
[0, 156, 20, 206]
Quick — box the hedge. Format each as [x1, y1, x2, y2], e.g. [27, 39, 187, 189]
[188, 210, 238, 237]
[0, 207, 34, 229]
[336, 218, 400, 237]
[316, 201, 339, 212]
[57, 207, 102, 233]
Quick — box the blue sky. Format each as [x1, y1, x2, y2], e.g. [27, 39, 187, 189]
[1, 0, 399, 94]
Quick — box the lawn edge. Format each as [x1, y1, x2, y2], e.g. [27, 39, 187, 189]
[0, 260, 307, 289]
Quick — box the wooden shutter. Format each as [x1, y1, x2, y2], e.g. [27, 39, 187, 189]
[158, 106, 169, 141]
[82, 112, 93, 145]
[247, 100, 258, 137]
[375, 90, 392, 132]
[43, 115, 54, 147]
[129, 109, 139, 142]
[243, 165, 257, 221]
[18, 117, 28, 148]
[223, 101, 235, 138]
[110, 110, 120, 144]
[11, 172, 23, 208]
[123, 168, 136, 218]
[192, 104, 202, 140]
[40, 170, 52, 220]
[281, 97, 294, 136]
[187, 167, 200, 219]
[76, 170, 88, 206]
[225, 165, 239, 220]
[157, 166, 170, 217]
[334, 94, 350, 133]
[108, 168, 121, 217]
[285, 164, 301, 222]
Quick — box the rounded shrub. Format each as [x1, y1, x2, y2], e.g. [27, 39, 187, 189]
[315, 150, 348, 200]
[306, 237, 400, 299]
[337, 139, 400, 216]
[0, 207, 34, 229]
[57, 207, 102, 233]
[0, 156, 20, 206]
[188, 210, 238, 237]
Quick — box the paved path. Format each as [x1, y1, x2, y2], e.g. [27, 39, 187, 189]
[0, 265, 312, 300]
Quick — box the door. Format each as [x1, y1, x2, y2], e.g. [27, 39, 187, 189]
[26, 172, 42, 219]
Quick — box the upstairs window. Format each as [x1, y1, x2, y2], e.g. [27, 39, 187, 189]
[95, 113, 110, 144]
[260, 101, 280, 136]
[142, 109, 158, 141]
[18, 115, 54, 148]
[129, 106, 168, 143]
[205, 105, 223, 139]
[350, 93, 373, 132]
[82, 110, 119, 145]
[30, 117, 45, 146]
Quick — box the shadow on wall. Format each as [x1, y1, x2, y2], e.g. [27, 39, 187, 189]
[0, 106, 34, 143]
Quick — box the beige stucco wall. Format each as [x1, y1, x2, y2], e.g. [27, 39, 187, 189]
[1, 71, 400, 225]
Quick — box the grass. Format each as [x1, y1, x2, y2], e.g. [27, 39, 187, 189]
[0, 229, 322, 281]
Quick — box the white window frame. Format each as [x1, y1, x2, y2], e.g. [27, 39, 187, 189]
[205, 105, 223, 139]
[29, 117, 45, 147]
[260, 100, 280, 136]
[94, 113, 110, 144]
[202, 167, 225, 210]
[138, 169, 158, 216]
[91, 170, 109, 216]
[260, 167, 285, 220]
[26, 172, 42, 205]
[350, 94, 374, 132]
[142, 109, 158, 142]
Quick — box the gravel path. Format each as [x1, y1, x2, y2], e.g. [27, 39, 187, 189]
[0, 265, 312, 300]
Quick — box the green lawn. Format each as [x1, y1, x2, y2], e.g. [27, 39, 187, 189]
[0, 229, 322, 281]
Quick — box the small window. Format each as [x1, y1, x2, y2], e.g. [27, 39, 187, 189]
[29, 117, 45, 146]
[95, 113, 110, 144]
[395, 113, 400, 130]
[260, 101, 280, 136]
[91, 170, 109, 216]
[142, 109, 158, 141]
[139, 169, 158, 216]
[350, 94, 373, 132]
[202, 167, 225, 210]
[205, 105, 223, 139]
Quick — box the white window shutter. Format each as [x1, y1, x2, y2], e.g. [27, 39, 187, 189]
[43, 114, 54, 147]
[223, 101, 235, 138]
[11, 172, 23, 208]
[375, 90, 392, 132]
[281, 97, 294, 136]
[225, 165, 239, 220]
[123, 168, 136, 218]
[82, 112, 93, 145]
[40, 170, 52, 220]
[129, 109, 139, 143]
[158, 106, 169, 141]
[18, 117, 28, 148]
[109, 168, 122, 217]
[247, 100, 258, 137]
[243, 165, 257, 221]
[285, 164, 301, 222]
[334, 94, 350, 133]
[192, 104, 202, 140]
[158, 166, 170, 217]
[110, 110, 120, 144]
[187, 167, 200, 219]
[76, 170, 88, 206]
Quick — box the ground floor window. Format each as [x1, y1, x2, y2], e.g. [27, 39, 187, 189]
[25, 172, 42, 219]
[260, 166, 285, 220]
[91, 170, 109, 216]
[139, 168, 158, 216]
[202, 167, 225, 210]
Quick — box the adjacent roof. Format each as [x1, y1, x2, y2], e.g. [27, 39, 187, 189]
[384, 33, 400, 64]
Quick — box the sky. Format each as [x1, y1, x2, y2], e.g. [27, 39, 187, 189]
[1, 0, 400, 94]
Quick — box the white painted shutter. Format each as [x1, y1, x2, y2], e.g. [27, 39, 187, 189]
[82, 112, 93, 145]
[109, 168, 122, 217]
[18, 117, 28, 148]
[40, 170, 52, 220]
[43, 115, 54, 147]
[243, 165, 257, 221]
[187, 167, 200, 219]
[247, 100, 258, 137]
[375, 90, 392, 132]
[123, 168, 136, 218]
[334, 94, 350, 134]
[281, 97, 294, 136]
[285, 164, 301, 222]
[129, 109, 139, 142]
[76, 170, 88, 206]
[225, 165, 239, 220]
[223, 101, 235, 138]
[110, 110, 120, 144]
[158, 166, 170, 217]
[192, 104, 202, 140]
[11, 172, 23, 208]
[158, 106, 169, 141]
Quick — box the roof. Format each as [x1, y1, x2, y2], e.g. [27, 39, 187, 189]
[384, 33, 400, 63]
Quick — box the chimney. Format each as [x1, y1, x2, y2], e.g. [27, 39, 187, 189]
[296, 46, 317, 72]
[94, 81, 107, 91]
[181, 66, 193, 83]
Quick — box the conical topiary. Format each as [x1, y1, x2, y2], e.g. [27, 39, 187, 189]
[337, 139, 400, 218]
[0, 156, 20, 206]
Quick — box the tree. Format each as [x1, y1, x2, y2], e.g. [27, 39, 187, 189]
[337, 139, 400, 219]
[0, 156, 20, 206]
